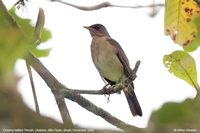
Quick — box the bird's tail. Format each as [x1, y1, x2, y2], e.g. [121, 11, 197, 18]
[123, 83, 142, 116]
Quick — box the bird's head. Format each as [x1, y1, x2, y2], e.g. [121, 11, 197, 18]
[84, 24, 110, 37]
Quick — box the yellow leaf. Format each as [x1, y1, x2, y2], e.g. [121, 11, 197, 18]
[165, 0, 200, 47]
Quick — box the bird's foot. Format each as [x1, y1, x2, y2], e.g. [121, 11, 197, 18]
[102, 83, 123, 94]
[102, 84, 111, 102]
[103, 83, 110, 89]
[111, 83, 123, 94]
[102, 84, 113, 94]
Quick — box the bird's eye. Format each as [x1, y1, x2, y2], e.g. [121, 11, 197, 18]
[92, 24, 101, 31]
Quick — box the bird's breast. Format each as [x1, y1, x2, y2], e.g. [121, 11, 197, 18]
[91, 36, 124, 82]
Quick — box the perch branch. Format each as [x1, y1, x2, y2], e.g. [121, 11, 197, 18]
[26, 52, 141, 132]
[60, 88, 142, 132]
[70, 60, 141, 95]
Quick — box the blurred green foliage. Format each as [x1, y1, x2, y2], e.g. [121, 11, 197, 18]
[0, 7, 28, 76]
[0, 3, 51, 77]
[148, 97, 200, 133]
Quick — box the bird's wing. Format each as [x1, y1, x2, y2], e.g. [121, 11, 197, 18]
[108, 38, 132, 77]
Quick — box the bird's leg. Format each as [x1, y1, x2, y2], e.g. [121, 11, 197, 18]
[102, 83, 125, 102]
[102, 83, 113, 94]
[103, 84, 122, 102]
[102, 84, 111, 102]
[110, 83, 124, 94]
[103, 83, 110, 90]
[103, 83, 123, 93]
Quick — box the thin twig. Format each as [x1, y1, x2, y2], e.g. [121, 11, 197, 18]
[14, 0, 28, 9]
[26, 61, 40, 114]
[55, 96, 73, 125]
[50, 0, 164, 11]
[26, 53, 73, 128]
[129, 60, 141, 81]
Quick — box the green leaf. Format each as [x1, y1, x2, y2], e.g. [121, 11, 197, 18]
[0, 3, 28, 76]
[0, 28, 28, 76]
[148, 98, 200, 133]
[164, 0, 200, 47]
[34, 8, 45, 45]
[163, 50, 199, 90]
[31, 48, 51, 57]
[9, 8, 52, 57]
[9, 8, 34, 41]
[40, 28, 52, 43]
[0, 5, 52, 76]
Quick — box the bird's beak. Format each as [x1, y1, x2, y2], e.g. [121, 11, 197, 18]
[83, 26, 91, 30]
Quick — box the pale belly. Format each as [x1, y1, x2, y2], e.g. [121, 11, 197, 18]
[91, 37, 125, 82]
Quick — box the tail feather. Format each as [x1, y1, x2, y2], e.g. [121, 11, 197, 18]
[123, 84, 142, 116]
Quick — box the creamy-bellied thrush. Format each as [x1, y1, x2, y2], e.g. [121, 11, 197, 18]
[84, 24, 142, 116]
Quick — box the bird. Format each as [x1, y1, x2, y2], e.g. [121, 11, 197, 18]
[84, 24, 142, 117]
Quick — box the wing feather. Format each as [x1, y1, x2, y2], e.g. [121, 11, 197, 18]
[108, 39, 132, 77]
